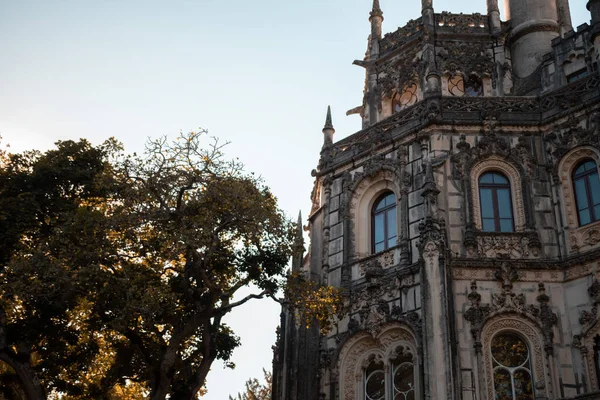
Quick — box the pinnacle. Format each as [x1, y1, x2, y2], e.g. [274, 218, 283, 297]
[323, 105, 334, 131]
[370, 0, 383, 19]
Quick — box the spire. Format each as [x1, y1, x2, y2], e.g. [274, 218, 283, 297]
[322, 105, 335, 148]
[369, 0, 383, 21]
[323, 105, 334, 131]
[291, 211, 305, 272]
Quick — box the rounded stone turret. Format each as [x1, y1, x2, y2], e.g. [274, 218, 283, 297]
[505, 0, 561, 77]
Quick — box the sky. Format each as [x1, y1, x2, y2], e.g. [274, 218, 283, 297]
[0, 0, 590, 398]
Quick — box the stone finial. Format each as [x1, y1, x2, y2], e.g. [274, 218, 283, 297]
[322, 106, 335, 148]
[369, 0, 383, 21]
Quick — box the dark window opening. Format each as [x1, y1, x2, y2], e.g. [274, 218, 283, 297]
[479, 172, 515, 232]
[567, 68, 589, 83]
[372, 192, 397, 253]
[573, 159, 600, 226]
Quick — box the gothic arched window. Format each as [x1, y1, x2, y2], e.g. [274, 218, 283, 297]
[448, 74, 483, 97]
[491, 333, 534, 400]
[372, 192, 397, 253]
[479, 172, 514, 232]
[573, 159, 600, 226]
[363, 348, 416, 400]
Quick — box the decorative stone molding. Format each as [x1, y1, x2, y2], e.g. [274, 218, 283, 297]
[378, 48, 423, 99]
[379, 18, 423, 55]
[464, 264, 558, 355]
[437, 40, 494, 77]
[434, 12, 489, 34]
[337, 325, 418, 400]
[468, 231, 541, 259]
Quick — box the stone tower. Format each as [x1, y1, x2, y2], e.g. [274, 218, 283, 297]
[272, 0, 600, 399]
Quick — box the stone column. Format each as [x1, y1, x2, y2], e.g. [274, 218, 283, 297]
[487, 0, 502, 35]
[556, 0, 573, 35]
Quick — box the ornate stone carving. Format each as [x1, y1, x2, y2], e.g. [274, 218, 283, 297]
[579, 278, 600, 329]
[545, 113, 600, 163]
[463, 281, 491, 350]
[437, 40, 494, 76]
[471, 232, 540, 259]
[378, 49, 423, 99]
[434, 12, 489, 34]
[379, 18, 423, 54]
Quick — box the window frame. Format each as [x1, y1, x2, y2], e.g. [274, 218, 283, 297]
[572, 159, 600, 227]
[478, 171, 515, 233]
[371, 191, 398, 254]
[490, 332, 535, 400]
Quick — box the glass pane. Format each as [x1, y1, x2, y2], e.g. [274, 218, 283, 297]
[514, 369, 534, 400]
[575, 178, 589, 210]
[492, 173, 509, 185]
[387, 207, 397, 239]
[374, 213, 384, 243]
[375, 242, 385, 253]
[479, 173, 494, 184]
[589, 173, 600, 205]
[500, 219, 514, 233]
[480, 189, 494, 218]
[493, 368, 513, 400]
[575, 163, 587, 175]
[580, 208, 591, 225]
[491, 334, 529, 368]
[595, 205, 600, 222]
[483, 218, 496, 232]
[384, 193, 395, 207]
[366, 370, 386, 400]
[497, 189, 513, 218]
[394, 362, 414, 392]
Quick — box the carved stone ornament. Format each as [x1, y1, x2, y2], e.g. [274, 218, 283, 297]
[437, 40, 494, 77]
[471, 232, 540, 259]
[579, 278, 600, 330]
[464, 263, 557, 354]
[434, 12, 489, 34]
[573, 278, 600, 391]
[379, 18, 423, 54]
[377, 49, 423, 99]
[544, 113, 600, 164]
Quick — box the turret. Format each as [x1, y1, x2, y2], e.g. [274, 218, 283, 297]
[368, 0, 383, 58]
[505, 0, 563, 77]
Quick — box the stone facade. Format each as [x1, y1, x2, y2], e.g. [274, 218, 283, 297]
[272, 1, 600, 399]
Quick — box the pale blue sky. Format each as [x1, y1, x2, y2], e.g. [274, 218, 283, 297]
[0, 0, 590, 398]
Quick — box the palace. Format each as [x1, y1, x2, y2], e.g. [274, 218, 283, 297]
[272, 0, 600, 399]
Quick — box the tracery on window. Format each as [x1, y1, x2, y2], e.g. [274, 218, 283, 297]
[363, 347, 415, 400]
[372, 192, 397, 253]
[448, 74, 483, 97]
[392, 84, 418, 112]
[479, 172, 515, 232]
[365, 360, 386, 400]
[391, 348, 415, 400]
[491, 333, 534, 400]
[573, 159, 600, 226]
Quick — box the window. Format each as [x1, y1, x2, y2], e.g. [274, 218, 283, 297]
[491, 333, 534, 400]
[448, 75, 483, 97]
[567, 68, 589, 83]
[479, 172, 514, 232]
[392, 84, 418, 112]
[573, 160, 600, 226]
[372, 192, 397, 253]
[364, 347, 415, 400]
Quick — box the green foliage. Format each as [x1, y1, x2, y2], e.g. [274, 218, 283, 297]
[228, 369, 272, 400]
[0, 131, 295, 399]
[0, 131, 342, 399]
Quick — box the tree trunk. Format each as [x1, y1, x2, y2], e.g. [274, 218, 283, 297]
[0, 352, 46, 400]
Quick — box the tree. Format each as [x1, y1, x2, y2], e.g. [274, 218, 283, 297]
[0, 131, 295, 399]
[229, 369, 272, 400]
